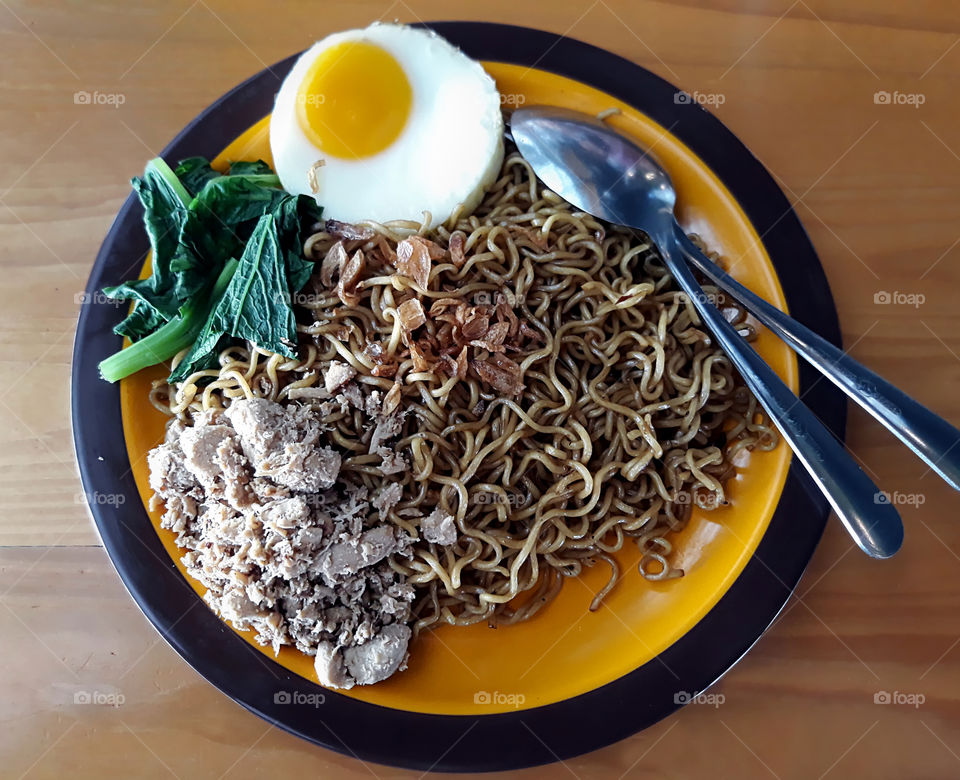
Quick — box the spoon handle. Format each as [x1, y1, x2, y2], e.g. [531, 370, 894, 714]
[654, 228, 903, 558]
[675, 226, 960, 492]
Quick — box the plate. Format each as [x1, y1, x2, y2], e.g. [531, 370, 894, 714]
[73, 22, 844, 771]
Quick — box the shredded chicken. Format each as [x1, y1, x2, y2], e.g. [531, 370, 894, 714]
[420, 508, 458, 546]
[148, 397, 416, 689]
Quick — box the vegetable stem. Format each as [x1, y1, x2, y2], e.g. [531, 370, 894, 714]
[146, 157, 192, 208]
[98, 258, 239, 383]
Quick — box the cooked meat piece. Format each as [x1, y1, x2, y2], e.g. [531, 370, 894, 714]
[180, 424, 253, 509]
[421, 508, 458, 546]
[338, 384, 364, 410]
[225, 398, 341, 492]
[260, 495, 313, 532]
[314, 641, 354, 689]
[316, 526, 401, 584]
[324, 360, 357, 394]
[148, 438, 198, 497]
[369, 410, 404, 454]
[148, 397, 416, 689]
[372, 482, 403, 520]
[363, 389, 384, 418]
[376, 446, 407, 475]
[343, 624, 412, 686]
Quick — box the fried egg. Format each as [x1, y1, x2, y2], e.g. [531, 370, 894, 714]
[270, 24, 504, 224]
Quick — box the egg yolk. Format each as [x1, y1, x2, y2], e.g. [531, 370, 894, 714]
[296, 41, 412, 160]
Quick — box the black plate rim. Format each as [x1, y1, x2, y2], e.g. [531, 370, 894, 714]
[72, 21, 844, 773]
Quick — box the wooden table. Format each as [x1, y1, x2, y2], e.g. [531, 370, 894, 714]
[3, 1, 960, 777]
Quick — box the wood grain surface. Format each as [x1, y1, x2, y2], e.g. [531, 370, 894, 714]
[3, 1, 960, 777]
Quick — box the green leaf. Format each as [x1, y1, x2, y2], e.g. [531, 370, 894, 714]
[167, 214, 297, 382]
[167, 173, 286, 302]
[228, 159, 274, 176]
[100, 156, 325, 382]
[272, 194, 323, 292]
[103, 157, 192, 339]
[188, 174, 286, 229]
[99, 259, 239, 383]
[114, 299, 167, 341]
[174, 157, 222, 198]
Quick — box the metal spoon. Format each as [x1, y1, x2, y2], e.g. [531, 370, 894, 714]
[511, 105, 903, 559]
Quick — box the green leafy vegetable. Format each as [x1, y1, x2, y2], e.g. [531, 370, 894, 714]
[99, 259, 239, 383]
[174, 157, 222, 198]
[168, 214, 296, 382]
[103, 157, 192, 339]
[272, 193, 322, 292]
[98, 155, 322, 384]
[227, 159, 274, 176]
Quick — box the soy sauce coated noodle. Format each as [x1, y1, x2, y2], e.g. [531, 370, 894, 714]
[151, 149, 778, 634]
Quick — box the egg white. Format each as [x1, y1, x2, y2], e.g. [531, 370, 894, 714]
[270, 23, 504, 225]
